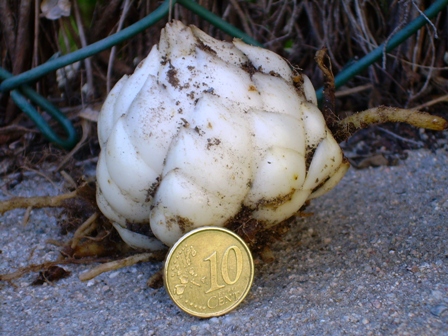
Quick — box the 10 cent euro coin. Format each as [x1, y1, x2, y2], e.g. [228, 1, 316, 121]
[164, 227, 254, 318]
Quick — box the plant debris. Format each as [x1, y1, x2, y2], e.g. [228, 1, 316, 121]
[31, 265, 71, 285]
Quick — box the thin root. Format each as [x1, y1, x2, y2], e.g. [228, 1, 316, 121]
[21, 206, 32, 226]
[78, 253, 160, 281]
[70, 212, 99, 249]
[0, 190, 77, 215]
[0, 257, 112, 282]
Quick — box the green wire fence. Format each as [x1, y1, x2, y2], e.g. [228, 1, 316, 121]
[1, 0, 447, 149]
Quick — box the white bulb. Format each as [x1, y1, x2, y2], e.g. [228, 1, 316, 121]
[96, 20, 350, 248]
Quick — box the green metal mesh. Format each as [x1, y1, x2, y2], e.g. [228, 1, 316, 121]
[1, 0, 447, 149]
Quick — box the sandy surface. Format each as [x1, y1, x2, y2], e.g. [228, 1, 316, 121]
[1, 149, 447, 335]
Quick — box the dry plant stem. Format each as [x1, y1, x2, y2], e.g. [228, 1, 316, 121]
[408, 28, 435, 103]
[377, 127, 421, 146]
[286, 2, 301, 36]
[412, 0, 438, 38]
[412, 27, 425, 74]
[272, 0, 289, 34]
[315, 48, 338, 130]
[4, 0, 33, 120]
[33, 0, 40, 69]
[0, 190, 77, 215]
[0, 125, 38, 134]
[229, 0, 252, 36]
[73, 0, 94, 100]
[413, 94, 448, 110]
[13, 0, 32, 75]
[32, 0, 41, 101]
[56, 119, 91, 171]
[302, 3, 322, 46]
[241, 2, 257, 38]
[355, 0, 377, 52]
[221, 4, 231, 21]
[91, 0, 122, 42]
[335, 84, 372, 98]
[336, 106, 448, 142]
[107, 0, 132, 93]
[71, 212, 99, 249]
[0, 1, 16, 57]
[264, 2, 302, 48]
[79, 253, 156, 281]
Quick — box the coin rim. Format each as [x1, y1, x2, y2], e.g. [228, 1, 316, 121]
[164, 226, 254, 318]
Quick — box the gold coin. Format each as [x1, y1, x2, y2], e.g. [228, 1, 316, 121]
[164, 226, 254, 318]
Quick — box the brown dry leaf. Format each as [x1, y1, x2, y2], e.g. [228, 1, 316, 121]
[351, 154, 389, 169]
[41, 0, 71, 20]
[31, 266, 71, 285]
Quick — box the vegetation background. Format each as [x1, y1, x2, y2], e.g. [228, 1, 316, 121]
[1, 0, 447, 172]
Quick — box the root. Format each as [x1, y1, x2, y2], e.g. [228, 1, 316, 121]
[0, 190, 77, 215]
[0, 257, 112, 282]
[0, 181, 157, 282]
[0, 251, 166, 283]
[78, 252, 164, 281]
[70, 212, 99, 249]
[334, 106, 448, 142]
